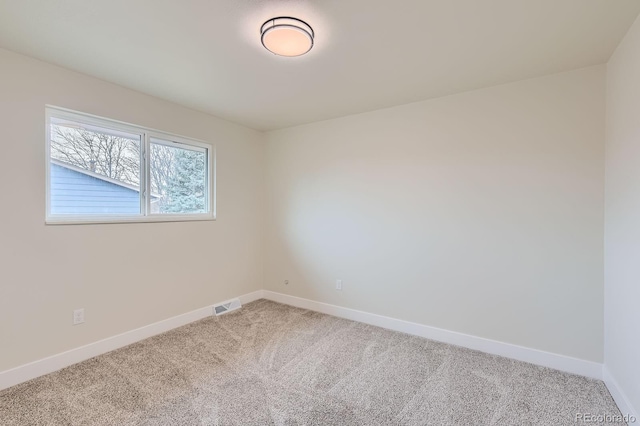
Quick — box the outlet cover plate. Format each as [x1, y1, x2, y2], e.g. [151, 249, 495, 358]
[73, 308, 85, 325]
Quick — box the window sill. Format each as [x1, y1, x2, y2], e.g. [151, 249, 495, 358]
[45, 214, 216, 225]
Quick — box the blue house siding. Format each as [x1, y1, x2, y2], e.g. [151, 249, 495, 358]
[50, 163, 141, 215]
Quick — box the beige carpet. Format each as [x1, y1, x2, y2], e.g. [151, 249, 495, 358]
[0, 299, 625, 425]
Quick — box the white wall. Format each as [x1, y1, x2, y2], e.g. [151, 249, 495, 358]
[265, 66, 606, 362]
[0, 48, 264, 372]
[604, 15, 640, 416]
[0, 42, 616, 383]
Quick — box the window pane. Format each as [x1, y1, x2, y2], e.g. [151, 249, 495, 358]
[49, 118, 141, 215]
[150, 139, 207, 214]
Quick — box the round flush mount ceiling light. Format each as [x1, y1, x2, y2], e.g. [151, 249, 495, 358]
[260, 17, 314, 57]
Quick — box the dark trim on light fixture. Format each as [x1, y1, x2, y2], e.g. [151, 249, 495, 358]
[260, 16, 314, 57]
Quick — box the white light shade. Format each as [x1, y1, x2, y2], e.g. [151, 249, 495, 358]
[261, 17, 314, 57]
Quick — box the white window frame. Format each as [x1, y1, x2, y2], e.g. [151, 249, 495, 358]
[45, 106, 216, 225]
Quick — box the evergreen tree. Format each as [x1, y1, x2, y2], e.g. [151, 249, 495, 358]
[162, 149, 206, 213]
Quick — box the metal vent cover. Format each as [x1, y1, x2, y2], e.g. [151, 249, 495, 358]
[213, 298, 242, 316]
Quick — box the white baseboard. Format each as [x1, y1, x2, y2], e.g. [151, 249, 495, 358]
[262, 291, 603, 380]
[603, 366, 639, 423]
[0, 290, 265, 391]
[0, 289, 605, 394]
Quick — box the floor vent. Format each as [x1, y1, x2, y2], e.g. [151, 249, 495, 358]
[213, 298, 242, 316]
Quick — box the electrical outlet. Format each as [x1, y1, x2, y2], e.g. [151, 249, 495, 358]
[336, 279, 342, 291]
[73, 308, 85, 325]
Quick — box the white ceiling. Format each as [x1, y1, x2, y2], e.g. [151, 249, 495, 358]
[1, 1, 639, 131]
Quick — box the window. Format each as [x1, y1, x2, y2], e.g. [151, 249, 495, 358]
[46, 107, 214, 224]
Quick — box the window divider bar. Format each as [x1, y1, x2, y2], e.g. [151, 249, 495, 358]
[144, 133, 152, 216]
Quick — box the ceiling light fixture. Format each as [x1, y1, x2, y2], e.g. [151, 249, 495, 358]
[260, 17, 314, 57]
